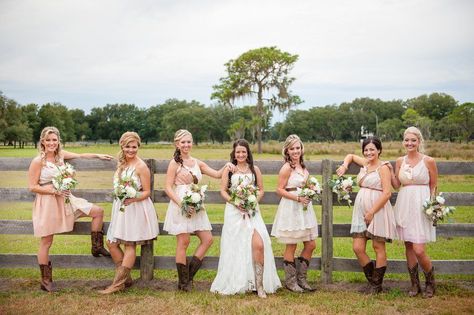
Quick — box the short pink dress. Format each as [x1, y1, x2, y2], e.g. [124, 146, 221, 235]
[32, 160, 94, 237]
[350, 163, 397, 242]
[394, 155, 435, 243]
[271, 168, 318, 244]
[163, 159, 212, 235]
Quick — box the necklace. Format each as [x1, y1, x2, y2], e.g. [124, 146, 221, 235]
[236, 164, 250, 173]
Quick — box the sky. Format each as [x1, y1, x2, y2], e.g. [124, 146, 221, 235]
[1, 0, 473, 122]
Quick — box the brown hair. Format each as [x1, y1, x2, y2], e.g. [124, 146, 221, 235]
[38, 126, 62, 165]
[117, 131, 141, 175]
[282, 134, 306, 169]
[173, 129, 192, 165]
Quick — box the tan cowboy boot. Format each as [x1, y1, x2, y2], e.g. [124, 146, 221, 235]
[98, 266, 130, 294]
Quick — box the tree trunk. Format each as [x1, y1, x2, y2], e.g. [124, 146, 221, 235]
[257, 86, 263, 154]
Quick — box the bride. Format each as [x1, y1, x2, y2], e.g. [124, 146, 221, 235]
[210, 139, 281, 298]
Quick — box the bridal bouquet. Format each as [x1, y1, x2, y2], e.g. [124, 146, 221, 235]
[52, 162, 78, 204]
[422, 193, 455, 226]
[298, 176, 322, 210]
[328, 176, 355, 207]
[229, 178, 259, 218]
[113, 168, 140, 212]
[181, 184, 208, 218]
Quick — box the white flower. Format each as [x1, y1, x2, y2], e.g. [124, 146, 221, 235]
[309, 177, 318, 185]
[125, 186, 137, 197]
[191, 192, 201, 203]
[436, 211, 443, 218]
[426, 208, 433, 215]
[302, 188, 310, 196]
[247, 194, 257, 204]
[62, 177, 73, 186]
[436, 195, 445, 205]
[200, 185, 208, 194]
[342, 179, 352, 188]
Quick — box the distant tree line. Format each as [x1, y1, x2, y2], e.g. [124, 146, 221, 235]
[0, 91, 472, 148]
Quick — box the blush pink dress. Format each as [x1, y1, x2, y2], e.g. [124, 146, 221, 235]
[394, 156, 435, 243]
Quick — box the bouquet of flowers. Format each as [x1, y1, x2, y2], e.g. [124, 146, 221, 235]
[113, 168, 140, 212]
[298, 176, 322, 210]
[422, 193, 455, 226]
[181, 184, 208, 218]
[328, 176, 355, 207]
[52, 162, 78, 204]
[229, 178, 259, 218]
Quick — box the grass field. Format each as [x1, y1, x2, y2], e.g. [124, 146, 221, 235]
[1, 142, 473, 314]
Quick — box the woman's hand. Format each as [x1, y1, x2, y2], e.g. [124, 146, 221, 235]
[124, 198, 136, 206]
[336, 164, 348, 176]
[54, 189, 71, 197]
[364, 211, 374, 225]
[225, 162, 236, 173]
[299, 196, 311, 207]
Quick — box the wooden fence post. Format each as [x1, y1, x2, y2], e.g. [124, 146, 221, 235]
[321, 159, 333, 284]
[140, 159, 155, 281]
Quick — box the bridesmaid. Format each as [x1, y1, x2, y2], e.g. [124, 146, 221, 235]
[163, 129, 234, 291]
[28, 126, 112, 292]
[100, 131, 159, 294]
[336, 136, 397, 294]
[271, 134, 318, 292]
[391, 127, 438, 298]
[211, 139, 281, 298]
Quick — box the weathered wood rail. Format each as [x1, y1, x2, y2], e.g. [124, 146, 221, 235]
[0, 158, 473, 284]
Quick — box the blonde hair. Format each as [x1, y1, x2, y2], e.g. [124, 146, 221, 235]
[282, 134, 305, 169]
[173, 129, 192, 165]
[38, 126, 62, 165]
[403, 126, 425, 153]
[117, 131, 141, 174]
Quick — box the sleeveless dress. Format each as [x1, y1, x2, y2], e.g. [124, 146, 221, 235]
[350, 163, 397, 242]
[32, 160, 94, 237]
[394, 155, 435, 243]
[163, 158, 212, 235]
[211, 173, 281, 295]
[271, 168, 318, 244]
[106, 166, 159, 244]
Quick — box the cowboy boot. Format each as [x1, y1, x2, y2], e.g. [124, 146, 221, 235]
[423, 267, 436, 298]
[176, 263, 191, 291]
[360, 261, 374, 294]
[254, 262, 267, 298]
[91, 231, 111, 257]
[188, 256, 203, 287]
[407, 263, 421, 297]
[283, 260, 304, 293]
[370, 266, 387, 294]
[39, 261, 54, 292]
[98, 266, 130, 294]
[115, 261, 133, 288]
[296, 257, 315, 292]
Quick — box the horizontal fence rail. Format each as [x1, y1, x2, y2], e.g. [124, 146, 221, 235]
[0, 158, 473, 284]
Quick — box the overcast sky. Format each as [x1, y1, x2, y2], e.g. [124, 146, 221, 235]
[1, 0, 473, 122]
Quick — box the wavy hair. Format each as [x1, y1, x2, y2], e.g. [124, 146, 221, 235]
[282, 134, 306, 169]
[117, 131, 141, 175]
[228, 139, 257, 188]
[38, 126, 62, 165]
[362, 136, 382, 157]
[404, 126, 425, 153]
[173, 129, 192, 165]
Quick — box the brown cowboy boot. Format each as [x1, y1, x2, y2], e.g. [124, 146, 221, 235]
[114, 261, 133, 288]
[296, 257, 316, 292]
[254, 262, 267, 298]
[98, 266, 131, 294]
[360, 261, 375, 294]
[407, 263, 421, 297]
[283, 260, 304, 293]
[188, 256, 203, 287]
[176, 263, 191, 291]
[370, 266, 387, 294]
[39, 261, 55, 292]
[91, 231, 111, 257]
[423, 267, 436, 298]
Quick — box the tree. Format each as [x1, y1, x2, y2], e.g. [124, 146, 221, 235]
[401, 108, 433, 139]
[378, 118, 403, 141]
[212, 46, 303, 153]
[447, 102, 474, 142]
[407, 93, 457, 121]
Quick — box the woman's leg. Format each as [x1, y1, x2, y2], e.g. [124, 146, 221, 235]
[80, 205, 110, 256]
[283, 243, 303, 292]
[352, 237, 370, 267]
[412, 243, 435, 298]
[38, 235, 54, 265]
[296, 240, 316, 291]
[99, 243, 134, 294]
[106, 240, 124, 265]
[176, 233, 191, 291]
[252, 231, 266, 298]
[38, 235, 54, 292]
[194, 230, 213, 260]
[370, 240, 387, 294]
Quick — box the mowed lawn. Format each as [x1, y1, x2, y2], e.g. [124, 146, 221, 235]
[1, 143, 473, 314]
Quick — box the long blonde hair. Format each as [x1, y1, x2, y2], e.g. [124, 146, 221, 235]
[282, 134, 305, 169]
[117, 131, 141, 174]
[173, 129, 192, 165]
[403, 126, 425, 153]
[38, 126, 62, 165]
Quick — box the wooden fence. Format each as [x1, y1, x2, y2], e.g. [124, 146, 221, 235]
[0, 158, 473, 284]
